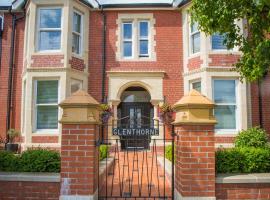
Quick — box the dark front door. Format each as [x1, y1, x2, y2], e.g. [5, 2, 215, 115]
[120, 102, 152, 149]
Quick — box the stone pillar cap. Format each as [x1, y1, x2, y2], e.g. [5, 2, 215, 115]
[173, 89, 214, 109]
[59, 90, 99, 107]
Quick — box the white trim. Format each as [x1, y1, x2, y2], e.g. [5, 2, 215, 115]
[36, 6, 63, 53]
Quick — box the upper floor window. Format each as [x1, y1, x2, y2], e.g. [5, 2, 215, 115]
[213, 79, 237, 131]
[212, 33, 227, 50]
[121, 19, 151, 59]
[190, 22, 200, 54]
[37, 8, 62, 51]
[72, 11, 83, 55]
[139, 21, 149, 57]
[35, 80, 59, 131]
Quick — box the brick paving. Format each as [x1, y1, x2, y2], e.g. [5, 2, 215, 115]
[99, 149, 172, 200]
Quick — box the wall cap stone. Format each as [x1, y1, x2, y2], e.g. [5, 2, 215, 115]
[0, 172, 60, 182]
[216, 173, 270, 184]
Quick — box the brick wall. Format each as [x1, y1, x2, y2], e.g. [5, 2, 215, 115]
[88, 10, 183, 104]
[216, 183, 270, 199]
[251, 73, 270, 135]
[30, 55, 64, 68]
[0, 13, 25, 140]
[174, 125, 216, 198]
[187, 56, 203, 71]
[0, 181, 60, 199]
[69, 56, 85, 71]
[209, 54, 240, 67]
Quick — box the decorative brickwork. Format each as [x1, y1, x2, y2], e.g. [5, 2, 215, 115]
[216, 183, 270, 199]
[187, 56, 203, 71]
[69, 56, 85, 71]
[0, 181, 60, 199]
[209, 54, 240, 67]
[31, 55, 64, 68]
[32, 136, 59, 143]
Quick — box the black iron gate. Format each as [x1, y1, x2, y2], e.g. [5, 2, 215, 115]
[97, 117, 175, 200]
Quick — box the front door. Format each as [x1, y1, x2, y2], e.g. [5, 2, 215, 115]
[120, 102, 152, 149]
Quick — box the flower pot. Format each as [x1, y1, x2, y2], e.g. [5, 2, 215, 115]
[5, 143, 19, 153]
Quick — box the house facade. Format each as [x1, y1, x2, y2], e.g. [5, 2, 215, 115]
[0, 0, 269, 150]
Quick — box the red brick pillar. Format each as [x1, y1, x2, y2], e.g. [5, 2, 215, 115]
[173, 90, 217, 200]
[59, 90, 100, 200]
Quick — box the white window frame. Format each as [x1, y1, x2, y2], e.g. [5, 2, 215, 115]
[212, 78, 239, 134]
[189, 21, 200, 55]
[33, 79, 60, 134]
[138, 20, 150, 57]
[72, 9, 83, 56]
[122, 21, 134, 58]
[36, 7, 63, 52]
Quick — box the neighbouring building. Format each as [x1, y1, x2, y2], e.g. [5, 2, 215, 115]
[0, 0, 269, 150]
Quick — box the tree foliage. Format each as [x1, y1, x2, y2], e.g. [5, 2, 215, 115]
[191, 0, 270, 81]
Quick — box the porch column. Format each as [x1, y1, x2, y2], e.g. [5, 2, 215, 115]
[173, 90, 217, 200]
[59, 90, 100, 200]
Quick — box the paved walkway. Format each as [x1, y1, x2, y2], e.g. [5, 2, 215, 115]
[99, 149, 172, 200]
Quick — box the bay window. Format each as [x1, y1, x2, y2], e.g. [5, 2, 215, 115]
[37, 8, 62, 51]
[190, 22, 200, 54]
[213, 80, 237, 131]
[212, 33, 227, 50]
[35, 80, 59, 131]
[72, 11, 83, 55]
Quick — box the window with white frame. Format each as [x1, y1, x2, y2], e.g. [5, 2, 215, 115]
[212, 33, 227, 50]
[213, 79, 237, 130]
[37, 7, 62, 51]
[35, 80, 59, 130]
[139, 21, 149, 57]
[72, 10, 83, 55]
[190, 22, 200, 54]
[191, 81, 201, 93]
[122, 22, 133, 58]
[121, 20, 150, 58]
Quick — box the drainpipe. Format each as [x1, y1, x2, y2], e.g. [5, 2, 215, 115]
[6, 9, 25, 141]
[101, 7, 106, 103]
[0, 16, 3, 71]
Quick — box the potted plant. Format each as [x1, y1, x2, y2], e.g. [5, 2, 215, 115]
[159, 103, 174, 125]
[6, 129, 21, 152]
[100, 104, 113, 124]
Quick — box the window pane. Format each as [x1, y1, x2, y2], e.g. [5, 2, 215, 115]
[73, 12, 81, 33]
[140, 21, 148, 37]
[139, 40, 148, 55]
[214, 80, 236, 103]
[40, 8, 62, 28]
[192, 81, 201, 92]
[191, 22, 199, 33]
[215, 105, 236, 129]
[212, 34, 227, 50]
[192, 33, 200, 53]
[123, 41, 132, 57]
[123, 23, 132, 39]
[37, 80, 58, 104]
[39, 31, 61, 50]
[72, 33, 81, 54]
[37, 106, 58, 129]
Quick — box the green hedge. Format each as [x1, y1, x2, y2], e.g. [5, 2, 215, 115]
[0, 149, 60, 172]
[165, 145, 174, 162]
[216, 147, 270, 173]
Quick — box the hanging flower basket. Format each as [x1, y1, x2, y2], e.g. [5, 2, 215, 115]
[100, 104, 113, 124]
[159, 103, 174, 126]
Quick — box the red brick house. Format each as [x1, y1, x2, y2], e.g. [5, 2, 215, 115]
[0, 0, 269, 150]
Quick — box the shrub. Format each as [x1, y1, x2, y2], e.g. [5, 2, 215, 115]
[0, 151, 19, 171]
[0, 149, 60, 173]
[216, 147, 270, 173]
[165, 145, 173, 162]
[99, 145, 109, 161]
[235, 127, 268, 148]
